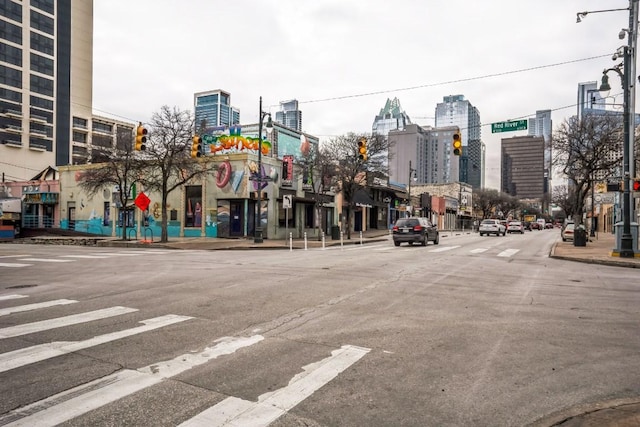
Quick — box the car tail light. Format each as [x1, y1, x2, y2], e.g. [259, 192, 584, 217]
[392, 226, 399, 231]
[413, 225, 423, 231]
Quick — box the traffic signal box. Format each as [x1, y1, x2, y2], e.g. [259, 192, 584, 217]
[452, 131, 462, 156]
[358, 137, 368, 161]
[191, 136, 203, 158]
[135, 123, 147, 151]
[633, 179, 640, 192]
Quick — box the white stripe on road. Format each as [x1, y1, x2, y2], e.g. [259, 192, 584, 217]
[0, 306, 138, 338]
[0, 314, 192, 374]
[0, 335, 264, 426]
[17, 258, 74, 263]
[470, 248, 488, 254]
[180, 344, 370, 427]
[93, 252, 144, 257]
[59, 255, 111, 259]
[0, 294, 28, 301]
[0, 299, 77, 316]
[428, 245, 461, 253]
[345, 244, 386, 251]
[0, 255, 31, 258]
[497, 248, 520, 257]
[0, 263, 32, 268]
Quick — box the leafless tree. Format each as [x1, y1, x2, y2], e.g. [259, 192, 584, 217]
[552, 114, 622, 224]
[551, 184, 577, 221]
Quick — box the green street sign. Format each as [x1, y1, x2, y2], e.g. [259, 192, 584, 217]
[491, 119, 528, 133]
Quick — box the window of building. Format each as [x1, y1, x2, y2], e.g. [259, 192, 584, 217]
[29, 74, 53, 96]
[1, 87, 21, 102]
[0, 41, 22, 66]
[31, 0, 54, 15]
[0, 64, 22, 88]
[305, 204, 314, 228]
[31, 95, 53, 110]
[278, 200, 295, 228]
[29, 106, 52, 122]
[0, 19, 22, 44]
[30, 31, 53, 56]
[72, 116, 88, 129]
[92, 121, 113, 134]
[184, 185, 202, 227]
[0, 0, 22, 23]
[30, 9, 54, 35]
[103, 201, 110, 226]
[30, 52, 54, 76]
[29, 136, 51, 151]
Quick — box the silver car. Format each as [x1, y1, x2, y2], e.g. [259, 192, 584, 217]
[479, 219, 506, 236]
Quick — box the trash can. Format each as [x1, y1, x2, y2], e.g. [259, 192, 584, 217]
[331, 225, 341, 240]
[573, 226, 587, 247]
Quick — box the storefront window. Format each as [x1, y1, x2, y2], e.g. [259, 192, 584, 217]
[185, 185, 202, 227]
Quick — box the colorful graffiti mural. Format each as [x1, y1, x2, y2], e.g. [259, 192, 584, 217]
[202, 126, 271, 155]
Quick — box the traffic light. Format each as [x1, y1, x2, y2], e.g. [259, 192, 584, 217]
[135, 123, 147, 151]
[191, 135, 203, 158]
[452, 130, 462, 156]
[358, 137, 368, 161]
[633, 179, 640, 192]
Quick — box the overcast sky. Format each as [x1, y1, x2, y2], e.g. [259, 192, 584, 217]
[92, 0, 632, 189]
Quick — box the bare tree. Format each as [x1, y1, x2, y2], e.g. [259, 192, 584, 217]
[322, 132, 389, 239]
[552, 114, 622, 224]
[551, 184, 577, 221]
[137, 105, 216, 242]
[473, 188, 502, 219]
[77, 128, 145, 240]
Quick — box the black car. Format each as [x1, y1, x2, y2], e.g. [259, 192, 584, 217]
[392, 217, 439, 246]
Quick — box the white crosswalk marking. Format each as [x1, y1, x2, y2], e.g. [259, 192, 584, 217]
[180, 344, 371, 427]
[470, 248, 488, 254]
[59, 254, 111, 259]
[0, 314, 192, 374]
[17, 258, 73, 263]
[498, 248, 520, 257]
[428, 245, 460, 253]
[0, 299, 77, 317]
[0, 294, 28, 301]
[0, 263, 32, 268]
[0, 335, 264, 426]
[0, 306, 138, 338]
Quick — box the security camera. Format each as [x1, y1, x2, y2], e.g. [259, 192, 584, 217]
[613, 53, 618, 60]
[619, 29, 626, 40]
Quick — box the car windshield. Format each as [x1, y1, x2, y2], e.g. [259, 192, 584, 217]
[396, 219, 419, 227]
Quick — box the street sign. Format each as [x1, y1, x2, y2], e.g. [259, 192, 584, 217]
[283, 195, 292, 209]
[491, 120, 528, 133]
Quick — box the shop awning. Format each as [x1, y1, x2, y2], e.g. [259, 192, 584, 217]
[353, 189, 375, 208]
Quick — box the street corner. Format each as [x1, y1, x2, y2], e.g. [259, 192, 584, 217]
[529, 397, 640, 427]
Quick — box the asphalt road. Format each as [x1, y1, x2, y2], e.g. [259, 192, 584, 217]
[0, 231, 639, 426]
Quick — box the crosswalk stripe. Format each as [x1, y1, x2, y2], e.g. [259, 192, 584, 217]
[0, 294, 28, 301]
[93, 252, 144, 256]
[0, 306, 138, 339]
[17, 258, 74, 263]
[0, 314, 193, 374]
[59, 255, 111, 259]
[0, 335, 264, 426]
[428, 245, 461, 253]
[470, 248, 488, 254]
[0, 299, 77, 317]
[0, 255, 30, 258]
[180, 344, 371, 427]
[498, 248, 520, 257]
[0, 263, 32, 268]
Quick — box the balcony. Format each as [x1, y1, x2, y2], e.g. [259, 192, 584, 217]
[29, 128, 51, 138]
[30, 114, 48, 124]
[4, 125, 23, 134]
[3, 109, 23, 119]
[1, 139, 22, 147]
[29, 142, 47, 152]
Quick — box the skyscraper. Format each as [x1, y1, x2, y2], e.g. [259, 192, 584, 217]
[577, 82, 606, 121]
[0, 0, 94, 181]
[434, 95, 481, 184]
[275, 99, 302, 131]
[372, 98, 412, 136]
[193, 90, 240, 130]
[501, 135, 545, 201]
[528, 109, 552, 207]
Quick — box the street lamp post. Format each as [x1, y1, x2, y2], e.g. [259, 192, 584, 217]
[407, 161, 417, 217]
[585, 89, 598, 238]
[254, 96, 273, 244]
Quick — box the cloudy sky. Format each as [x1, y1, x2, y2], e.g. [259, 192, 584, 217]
[92, 0, 631, 189]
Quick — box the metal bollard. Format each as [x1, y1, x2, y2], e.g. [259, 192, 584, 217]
[322, 231, 326, 249]
[289, 232, 293, 251]
[360, 230, 363, 245]
[340, 231, 344, 250]
[304, 232, 308, 250]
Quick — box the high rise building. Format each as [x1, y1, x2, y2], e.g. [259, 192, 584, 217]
[465, 139, 486, 189]
[434, 95, 481, 184]
[528, 109, 552, 208]
[0, 0, 94, 181]
[275, 99, 302, 131]
[372, 98, 412, 136]
[193, 90, 240, 130]
[577, 82, 606, 121]
[501, 135, 545, 201]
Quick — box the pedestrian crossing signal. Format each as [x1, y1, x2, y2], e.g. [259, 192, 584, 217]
[452, 131, 462, 156]
[633, 179, 640, 192]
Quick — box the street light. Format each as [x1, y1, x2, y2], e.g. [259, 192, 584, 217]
[407, 160, 417, 217]
[585, 89, 598, 238]
[254, 96, 273, 244]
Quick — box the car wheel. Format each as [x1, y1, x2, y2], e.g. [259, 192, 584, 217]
[434, 233, 439, 245]
[562, 237, 566, 242]
[421, 237, 427, 246]
[394, 241, 401, 246]
[479, 233, 484, 236]
[408, 241, 413, 246]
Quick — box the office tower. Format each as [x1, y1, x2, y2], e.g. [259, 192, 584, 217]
[372, 97, 412, 136]
[501, 135, 545, 200]
[435, 95, 481, 183]
[275, 99, 302, 131]
[193, 90, 240, 130]
[577, 82, 606, 121]
[1, 0, 93, 181]
[466, 139, 485, 189]
[528, 109, 552, 208]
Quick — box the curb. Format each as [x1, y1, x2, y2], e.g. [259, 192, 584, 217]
[528, 397, 640, 427]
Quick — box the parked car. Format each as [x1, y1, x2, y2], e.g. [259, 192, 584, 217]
[479, 219, 506, 236]
[561, 223, 575, 241]
[392, 217, 439, 246]
[507, 221, 525, 234]
[530, 221, 541, 230]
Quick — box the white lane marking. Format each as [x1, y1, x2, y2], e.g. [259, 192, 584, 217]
[17, 258, 74, 263]
[0, 294, 28, 301]
[180, 344, 371, 427]
[92, 252, 144, 257]
[0, 306, 138, 339]
[0, 314, 193, 374]
[0, 255, 31, 258]
[470, 248, 488, 254]
[0, 335, 264, 426]
[59, 255, 111, 259]
[0, 299, 77, 317]
[497, 248, 520, 257]
[0, 263, 32, 268]
[428, 245, 461, 253]
[345, 244, 386, 251]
